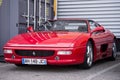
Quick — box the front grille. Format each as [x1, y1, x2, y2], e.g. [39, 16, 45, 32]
[15, 50, 55, 57]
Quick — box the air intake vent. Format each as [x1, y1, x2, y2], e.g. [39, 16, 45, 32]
[15, 50, 55, 57]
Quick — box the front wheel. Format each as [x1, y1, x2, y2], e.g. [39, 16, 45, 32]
[82, 41, 93, 69]
[109, 40, 117, 61]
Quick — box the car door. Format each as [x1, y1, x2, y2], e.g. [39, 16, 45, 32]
[89, 20, 108, 57]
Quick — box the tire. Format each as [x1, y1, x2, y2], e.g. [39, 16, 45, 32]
[109, 40, 117, 61]
[82, 41, 93, 69]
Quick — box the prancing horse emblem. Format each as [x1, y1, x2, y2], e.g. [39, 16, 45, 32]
[32, 51, 36, 56]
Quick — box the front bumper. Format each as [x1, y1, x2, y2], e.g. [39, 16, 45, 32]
[5, 58, 83, 65]
[4, 47, 86, 65]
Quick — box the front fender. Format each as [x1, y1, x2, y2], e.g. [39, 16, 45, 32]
[73, 33, 90, 48]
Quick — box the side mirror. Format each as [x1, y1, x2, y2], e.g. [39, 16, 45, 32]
[91, 27, 105, 33]
[27, 26, 34, 32]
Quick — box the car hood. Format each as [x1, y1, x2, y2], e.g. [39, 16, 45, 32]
[5, 31, 85, 48]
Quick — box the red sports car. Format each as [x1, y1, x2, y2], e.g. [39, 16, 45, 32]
[4, 18, 117, 69]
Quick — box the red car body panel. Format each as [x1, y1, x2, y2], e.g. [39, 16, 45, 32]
[5, 32, 88, 48]
[4, 32, 88, 65]
[3, 19, 115, 66]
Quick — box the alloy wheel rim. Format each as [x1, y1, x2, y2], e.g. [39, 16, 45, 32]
[87, 45, 93, 66]
[113, 42, 117, 58]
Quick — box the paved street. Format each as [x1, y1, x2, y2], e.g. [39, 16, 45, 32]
[0, 53, 120, 80]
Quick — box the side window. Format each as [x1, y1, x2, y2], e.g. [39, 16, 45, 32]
[89, 21, 96, 30]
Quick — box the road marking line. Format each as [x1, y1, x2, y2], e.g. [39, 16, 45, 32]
[85, 62, 120, 80]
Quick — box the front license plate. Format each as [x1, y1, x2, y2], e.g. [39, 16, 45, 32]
[22, 58, 47, 65]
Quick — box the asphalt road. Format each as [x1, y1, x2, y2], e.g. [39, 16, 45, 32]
[0, 54, 120, 80]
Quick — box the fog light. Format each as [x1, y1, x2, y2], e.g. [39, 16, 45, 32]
[55, 56, 60, 60]
[12, 55, 15, 59]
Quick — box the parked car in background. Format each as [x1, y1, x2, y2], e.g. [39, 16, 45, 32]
[4, 18, 117, 69]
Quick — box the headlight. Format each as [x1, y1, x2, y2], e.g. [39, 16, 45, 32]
[4, 49, 13, 54]
[57, 51, 72, 55]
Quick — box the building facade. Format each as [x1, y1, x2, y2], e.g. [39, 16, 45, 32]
[56, 0, 120, 51]
[57, 0, 120, 38]
[0, 0, 54, 54]
[0, 0, 120, 55]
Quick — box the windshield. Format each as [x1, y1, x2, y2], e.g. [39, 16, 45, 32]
[38, 20, 88, 32]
